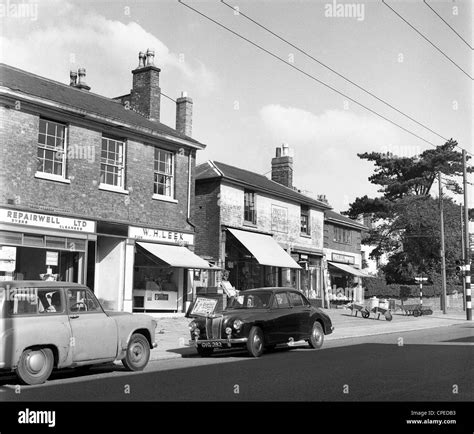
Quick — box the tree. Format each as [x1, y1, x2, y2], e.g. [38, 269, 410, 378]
[345, 140, 469, 284]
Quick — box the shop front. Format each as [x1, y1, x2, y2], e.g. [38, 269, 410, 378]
[326, 253, 369, 305]
[0, 207, 96, 284]
[292, 250, 324, 304]
[127, 225, 215, 313]
[224, 227, 301, 291]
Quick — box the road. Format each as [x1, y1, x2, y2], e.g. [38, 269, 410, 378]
[1, 323, 472, 402]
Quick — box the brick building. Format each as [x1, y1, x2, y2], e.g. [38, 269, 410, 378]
[194, 145, 331, 306]
[323, 210, 369, 304]
[0, 50, 211, 313]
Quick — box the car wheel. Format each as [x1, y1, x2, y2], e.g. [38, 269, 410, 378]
[197, 346, 214, 357]
[246, 326, 264, 357]
[308, 322, 324, 349]
[122, 333, 150, 371]
[16, 348, 54, 385]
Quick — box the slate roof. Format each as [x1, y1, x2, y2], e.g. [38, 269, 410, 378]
[196, 160, 332, 210]
[324, 209, 367, 231]
[0, 63, 204, 148]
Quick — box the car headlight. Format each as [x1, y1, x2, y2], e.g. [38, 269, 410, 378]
[233, 319, 243, 331]
[188, 321, 198, 331]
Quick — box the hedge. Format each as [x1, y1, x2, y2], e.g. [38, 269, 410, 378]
[362, 277, 462, 299]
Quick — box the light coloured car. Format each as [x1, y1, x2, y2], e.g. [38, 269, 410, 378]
[0, 281, 157, 385]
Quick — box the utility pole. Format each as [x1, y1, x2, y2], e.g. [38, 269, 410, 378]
[438, 172, 447, 314]
[462, 150, 472, 321]
[461, 205, 466, 311]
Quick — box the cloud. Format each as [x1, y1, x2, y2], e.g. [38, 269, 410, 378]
[0, 0, 217, 98]
[259, 104, 402, 212]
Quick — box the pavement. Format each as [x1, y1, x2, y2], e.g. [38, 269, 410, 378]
[147, 307, 470, 361]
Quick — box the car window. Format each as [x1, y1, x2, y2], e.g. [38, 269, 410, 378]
[38, 289, 64, 313]
[273, 292, 290, 308]
[68, 288, 101, 313]
[228, 292, 272, 309]
[288, 292, 305, 307]
[5, 288, 37, 315]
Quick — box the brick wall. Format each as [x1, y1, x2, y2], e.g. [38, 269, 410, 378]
[0, 106, 195, 231]
[194, 179, 221, 261]
[324, 222, 362, 254]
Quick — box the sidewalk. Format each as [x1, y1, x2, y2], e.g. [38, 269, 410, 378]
[147, 308, 470, 361]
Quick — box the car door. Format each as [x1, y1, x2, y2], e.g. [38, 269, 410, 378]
[67, 287, 118, 362]
[287, 291, 312, 340]
[269, 292, 295, 344]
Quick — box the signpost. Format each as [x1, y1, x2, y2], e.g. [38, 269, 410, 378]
[414, 276, 428, 308]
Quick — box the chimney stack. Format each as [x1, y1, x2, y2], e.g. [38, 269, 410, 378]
[176, 91, 193, 137]
[69, 67, 90, 91]
[130, 48, 161, 122]
[271, 143, 293, 188]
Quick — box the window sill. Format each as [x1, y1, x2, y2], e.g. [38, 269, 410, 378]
[152, 194, 178, 203]
[35, 172, 71, 184]
[300, 233, 312, 238]
[99, 183, 129, 194]
[243, 221, 257, 228]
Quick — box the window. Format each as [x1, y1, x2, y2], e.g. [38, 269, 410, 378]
[301, 205, 310, 235]
[244, 190, 256, 224]
[288, 291, 305, 307]
[67, 288, 101, 313]
[5, 288, 64, 315]
[154, 148, 174, 197]
[334, 226, 351, 244]
[100, 136, 125, 188]
[37, 118, 67, 178]
[272, 292, 290, 308]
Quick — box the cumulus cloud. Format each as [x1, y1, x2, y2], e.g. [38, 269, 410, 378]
[0, 0, 217, 98]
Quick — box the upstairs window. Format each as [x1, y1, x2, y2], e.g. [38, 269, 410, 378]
[334, 226, 351, 244]
[301, 205, 310, 235]
[244, 190, 256, 224]
[154, 148, 174, 198]
[37, 118, 67, 178]
[100, 136, 125, 189]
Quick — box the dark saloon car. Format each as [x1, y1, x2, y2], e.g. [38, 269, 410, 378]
[188, 287, 334, 357]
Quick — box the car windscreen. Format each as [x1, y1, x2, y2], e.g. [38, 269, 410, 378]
[227, 292, 272, 309]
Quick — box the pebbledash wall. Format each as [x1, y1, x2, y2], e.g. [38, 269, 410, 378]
[0, 57, 205, 313]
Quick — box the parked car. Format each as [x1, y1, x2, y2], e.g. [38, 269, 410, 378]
[0, 281, 157, 385]
[187, 287, 334, 357]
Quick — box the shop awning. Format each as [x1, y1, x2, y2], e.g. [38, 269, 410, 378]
[328, 261, 373, 277]
[137, 242, 217, 269]
[227, 228, 301, 269]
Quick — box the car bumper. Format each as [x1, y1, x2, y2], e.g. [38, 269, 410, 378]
[188, 338, 248, 347]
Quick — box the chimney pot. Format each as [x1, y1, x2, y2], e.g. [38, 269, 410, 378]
[282, 143, 289, 156]
[69, 70, 77, 86]
[181, 91, 188, 98]
[275, 147, 282, 157]
[146, 49, 155, 66]
[74, 67, 91, 91]
[138, 51, 146, 68]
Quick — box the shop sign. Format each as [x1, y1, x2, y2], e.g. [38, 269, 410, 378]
[128, 226, 194, 245]
[0, 208, 96, 233]
[190, 297, 218, 316]
[271, 205, 288, 233]
[46, 251, 59, 266]
[331, 253, 355, 264]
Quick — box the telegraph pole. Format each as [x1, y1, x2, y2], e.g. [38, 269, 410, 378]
[438, 172, 447, 314]
[461, 205, 466, 311]
[462, 150, 472, 321]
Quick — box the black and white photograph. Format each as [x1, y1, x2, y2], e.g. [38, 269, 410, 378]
[0, 0, 473, 431]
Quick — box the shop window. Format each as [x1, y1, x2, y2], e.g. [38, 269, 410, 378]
[100, 136, 125, 189]
[334, 226, 351, 244]
[154, 148, 174, 198]
[244, 190, 256, 224]
[37, 118, 67, 179]
[300, 206, 310, 235]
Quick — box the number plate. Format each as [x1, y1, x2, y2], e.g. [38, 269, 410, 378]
[200, 341, 223, 348]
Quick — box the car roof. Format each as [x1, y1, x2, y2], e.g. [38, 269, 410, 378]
[241, 287, 302, 294]
[0, 281, 86, 288]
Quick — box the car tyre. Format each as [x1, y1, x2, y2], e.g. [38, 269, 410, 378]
[197, 346, 214, 357]
[122, 333, 150, 371]
[247, 326, 264, 357]
[16, 348, 54, 385]
[308, 322, 324, 349]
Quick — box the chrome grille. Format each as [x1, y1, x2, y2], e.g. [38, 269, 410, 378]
[205, 316, 223, 339]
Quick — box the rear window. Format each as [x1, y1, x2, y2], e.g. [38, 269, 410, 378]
[2, 287, 64, 316]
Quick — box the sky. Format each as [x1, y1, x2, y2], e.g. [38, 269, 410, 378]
[0, 0, 472, 212]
